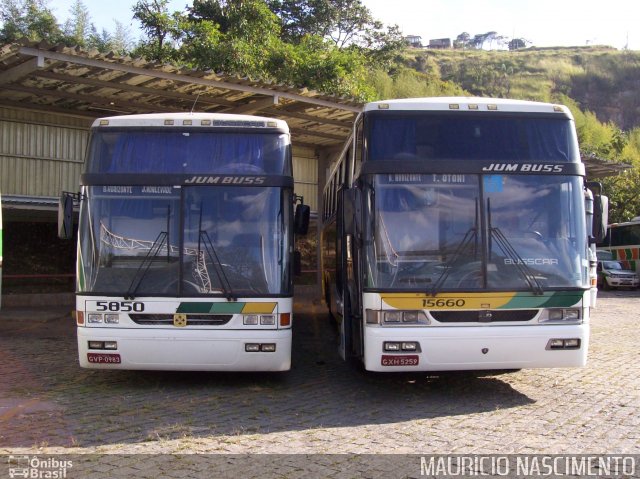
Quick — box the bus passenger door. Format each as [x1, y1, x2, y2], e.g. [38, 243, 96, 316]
[340, 187, 363, 359]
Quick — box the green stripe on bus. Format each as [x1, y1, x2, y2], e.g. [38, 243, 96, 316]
[176, 302, 245, 314]
[503, 291, 583, 309]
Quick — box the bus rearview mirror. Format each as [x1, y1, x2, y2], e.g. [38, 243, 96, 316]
[592, 194, 608, 244]
[294, 204, 310, 235]
[58, 193, 75, 240]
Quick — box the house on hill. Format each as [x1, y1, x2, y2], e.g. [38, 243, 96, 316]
[428, 38, 451, 49]
[405, 35, 423, 48]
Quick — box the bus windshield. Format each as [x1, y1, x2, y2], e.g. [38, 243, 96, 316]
[368, 115, 578, 162]
[364, 174, 587, 291]
[87, 130, 291, 175]
[78, 185, 290, 296]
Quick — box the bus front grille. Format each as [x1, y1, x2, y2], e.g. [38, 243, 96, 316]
[128, 314, 233, 326]
[429, 310, 538, 323]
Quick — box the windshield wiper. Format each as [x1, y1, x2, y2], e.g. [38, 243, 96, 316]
[196, 203, 236, 301]
[487, 199, 544, 295]
[430, 198, 480, 296]
[490, 226, 544, 295]
[125, 205, 172, 300]
[199, 230, 236, 301]
[125, 231, 167, 300]
[429, 225, 478, 296]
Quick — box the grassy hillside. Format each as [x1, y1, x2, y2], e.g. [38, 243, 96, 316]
[404, 46, 640, 131]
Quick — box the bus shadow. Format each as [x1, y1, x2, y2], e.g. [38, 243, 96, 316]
[0, 305, 534, 448]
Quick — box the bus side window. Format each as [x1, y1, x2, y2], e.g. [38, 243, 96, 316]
[352, 120, 363, 181]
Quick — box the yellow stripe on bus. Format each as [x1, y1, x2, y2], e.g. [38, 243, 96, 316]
[241, 303, 277, 314]
[381, 292, 517, 310]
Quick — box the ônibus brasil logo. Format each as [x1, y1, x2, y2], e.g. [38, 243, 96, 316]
[7, 456, 72, 479]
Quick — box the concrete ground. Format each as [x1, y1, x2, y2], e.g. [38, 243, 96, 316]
[0, 289, 638, 477]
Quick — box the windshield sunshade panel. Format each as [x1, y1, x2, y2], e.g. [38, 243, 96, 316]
[367, 115, 579, 163]
[87, 130, 291, 175]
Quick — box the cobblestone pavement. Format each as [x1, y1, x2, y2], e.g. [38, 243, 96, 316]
[0, 290, 638, 474]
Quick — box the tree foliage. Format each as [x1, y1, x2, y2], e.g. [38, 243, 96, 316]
[1, 0, 132, 52]
[62, 0, 91, 46]
[127, 0, 400, 100]
[0, 0, 62, 43]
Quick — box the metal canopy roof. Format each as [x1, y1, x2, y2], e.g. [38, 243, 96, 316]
[0, 41, 630, 177]
[0, 41, 360, 150]
[581, 153, 631, 179]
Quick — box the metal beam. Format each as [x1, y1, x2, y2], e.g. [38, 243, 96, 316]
[34, 70, 236, 108]
[18, 46, 362, 113]
[289, 127, 346, 142]
[0, 55, 43, 86]
[263, 107, 354, 129]
[227, 95, 278, 114]
[2, 84, 182, 113]
[0, 99, 99, 119]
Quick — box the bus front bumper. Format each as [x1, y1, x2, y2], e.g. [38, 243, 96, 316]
[77, 327, 292, 371]
[363, 324, 589, 372]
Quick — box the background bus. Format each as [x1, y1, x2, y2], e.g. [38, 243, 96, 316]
[321, 97, 607, 372]
[598, 218, 640, 278]
[60, 113, 308, 371]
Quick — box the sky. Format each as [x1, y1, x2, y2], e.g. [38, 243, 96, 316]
[51, 0, 640, 51]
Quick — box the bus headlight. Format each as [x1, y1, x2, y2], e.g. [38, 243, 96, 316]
[243, 315, 259, 325]
[260, 315, 276, 325]
[383, 311, 402, 323]
[539, 308, 581, 323]
[243, 314, 278, 326]
[366, 310, 430, 325]
[104, 314, 120, 324]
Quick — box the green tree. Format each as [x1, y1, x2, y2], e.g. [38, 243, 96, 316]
[86, 20, 133, 53]
[183, 0, 281, 77]
[453, 32, 471, 49]
[0, 0, 63, 43]
[267, 0, 401, 56]
[110, 20, 135, 53]
[508, 38, 528, 50]
[86, 25, 111, 51]
[265, 0, 329, 42]
[132, 0, 183, 62]
[63, 0, 91, 46]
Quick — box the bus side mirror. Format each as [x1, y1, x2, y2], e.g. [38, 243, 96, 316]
[587, 182, 608, 244]
[58, 192, 75, 240]
[342, 188, 362, 237]
[294, 204, 310, 236]
[592, 194, 609, 244]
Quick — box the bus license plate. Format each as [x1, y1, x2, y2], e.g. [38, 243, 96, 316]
[381, 355, 419, 366]
[87, 353, 121, 364]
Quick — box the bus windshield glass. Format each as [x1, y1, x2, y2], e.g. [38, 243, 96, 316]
[365, 174, 587, 291]
[86, 130, 291, 175]
[78, 186, 290, 296]
[368, 115, 578, 162]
